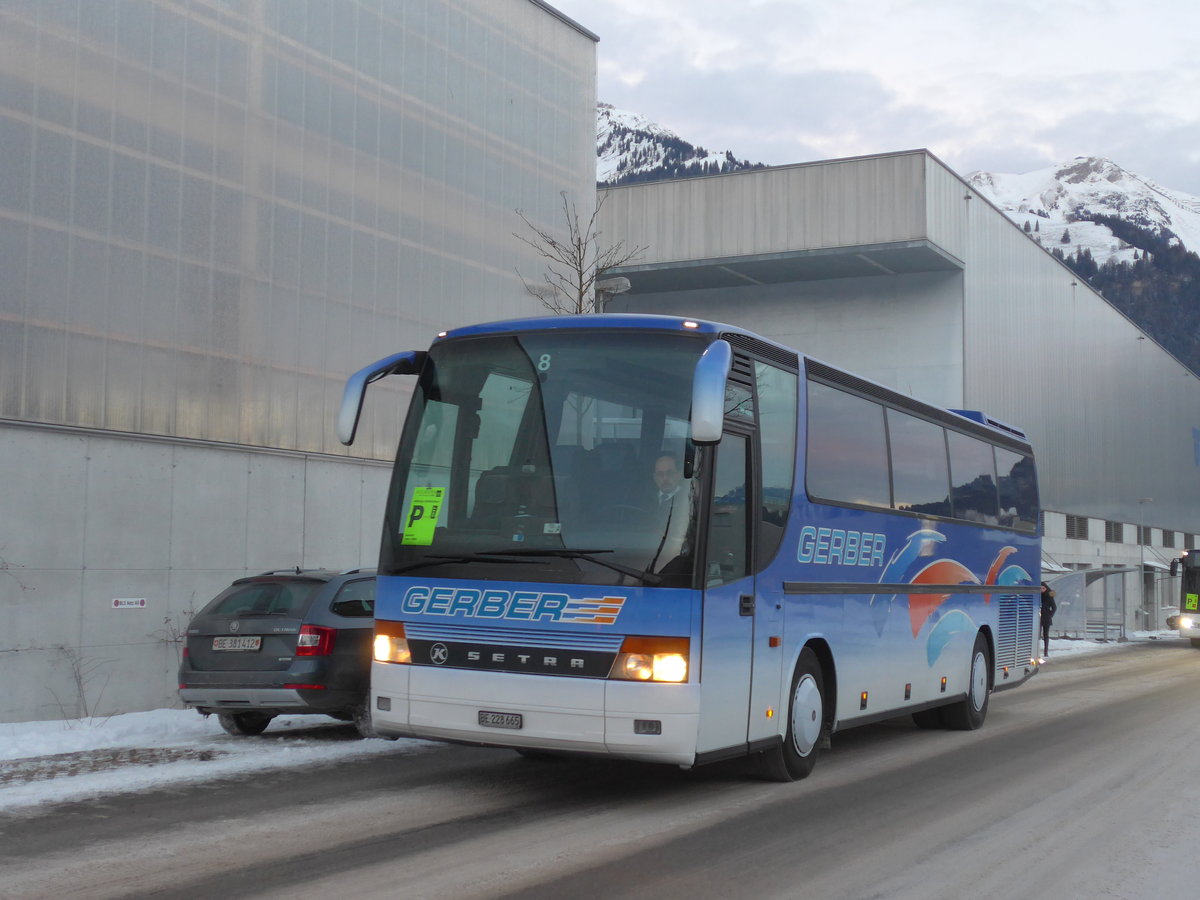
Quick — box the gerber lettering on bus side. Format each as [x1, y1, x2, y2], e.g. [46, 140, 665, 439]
[797, 526, 886, 566]
[402, 585, 571, 621]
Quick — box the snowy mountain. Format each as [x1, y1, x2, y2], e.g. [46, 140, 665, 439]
[594, 107, 1200, 369]
[595, 106, 1200, 264]
[596, 103, 765, 186]
[966, 157, 1200, 265]
[594, 109, 1200, 370]
[967, 157, 1200, 373]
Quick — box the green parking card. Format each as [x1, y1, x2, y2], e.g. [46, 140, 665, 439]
[1186, 593, 1199, 612]
[401, 487, 444, 545]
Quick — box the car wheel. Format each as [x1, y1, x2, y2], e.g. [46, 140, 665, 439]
[941, 632, 991, 731]
[217, 712, 274, 736]
[755, 647, 824, 782]
[351, 700, 377, 739]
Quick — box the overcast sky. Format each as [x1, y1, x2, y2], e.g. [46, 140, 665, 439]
[549, 0, 1200, 195]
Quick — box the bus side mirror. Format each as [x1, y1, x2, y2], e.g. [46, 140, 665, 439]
[337, 350, 427, 445]
[1172, 558, 1181, 577]
[691, 340, 732, 445]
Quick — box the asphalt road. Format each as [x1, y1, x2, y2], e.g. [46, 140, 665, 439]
[3, 640, 1199, 900]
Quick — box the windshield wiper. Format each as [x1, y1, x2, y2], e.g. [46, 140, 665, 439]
[392, 553, 550, 574]
[476, 548, 662, 586]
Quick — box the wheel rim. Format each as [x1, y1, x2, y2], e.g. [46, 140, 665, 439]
[790, 673, 822, 757]
[970, 650, 988, 712]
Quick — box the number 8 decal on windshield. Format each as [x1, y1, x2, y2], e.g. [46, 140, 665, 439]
[537, 353, 552, 372]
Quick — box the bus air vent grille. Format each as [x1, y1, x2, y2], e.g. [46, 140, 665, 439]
[720, 332, 799, 370]
[996, 594, 1035, 667]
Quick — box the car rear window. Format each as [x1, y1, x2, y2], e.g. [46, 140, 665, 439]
[204, 580, 323, 616]
[330, 579, 375, 618]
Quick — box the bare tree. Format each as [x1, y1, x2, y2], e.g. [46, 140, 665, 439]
[514, 191, 645, 314]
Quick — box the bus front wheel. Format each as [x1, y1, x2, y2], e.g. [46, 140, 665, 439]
[941, 632, 991, 731]
[755, 647, 824, 782]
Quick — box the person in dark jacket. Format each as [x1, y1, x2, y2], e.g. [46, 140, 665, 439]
[1040, 581, 1057, 658]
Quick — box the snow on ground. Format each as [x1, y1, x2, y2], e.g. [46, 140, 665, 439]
[0, 709, 435, 813]
[0, 633, 1180, 813]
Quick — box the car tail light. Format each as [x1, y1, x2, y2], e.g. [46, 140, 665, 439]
[296, 624, 336, 656]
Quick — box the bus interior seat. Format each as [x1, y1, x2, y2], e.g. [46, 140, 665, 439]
[583, 442, 639, 508]
[471, 467, 512, 529]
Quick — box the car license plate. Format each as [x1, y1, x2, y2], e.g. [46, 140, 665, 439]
[212, 636, 262, 651]
[478, 710, 523, 730]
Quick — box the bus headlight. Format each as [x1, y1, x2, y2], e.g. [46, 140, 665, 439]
[610, 636, 689, 683]
[1180, 616, 1195, 631]
[374, 621, 411, 664]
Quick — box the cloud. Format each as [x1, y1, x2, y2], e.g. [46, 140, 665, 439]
[600, 63, 960, 168]
[557, 0, 1200, 193]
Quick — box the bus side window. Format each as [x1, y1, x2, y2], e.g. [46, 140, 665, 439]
[996, 447, 1038, 532]
[947, 431, 1000, 524]
[707, 436, 750, 586]
[755, 362, 797, 568]
[806, 380, 890, 508]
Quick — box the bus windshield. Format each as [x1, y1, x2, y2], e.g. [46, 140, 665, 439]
[381, 330, 708, 587]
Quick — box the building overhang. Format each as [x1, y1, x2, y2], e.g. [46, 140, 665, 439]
[610, 240, 963, 294]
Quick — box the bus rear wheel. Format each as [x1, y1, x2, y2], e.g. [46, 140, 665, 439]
[755, 647, 824, 782]
[941, 632, 991, 731]
[911, 707, 945, 729]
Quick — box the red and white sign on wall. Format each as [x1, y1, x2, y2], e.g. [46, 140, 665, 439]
[111, 598, 147, 609]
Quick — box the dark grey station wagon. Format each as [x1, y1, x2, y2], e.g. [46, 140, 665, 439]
[178, 568, 377, 737]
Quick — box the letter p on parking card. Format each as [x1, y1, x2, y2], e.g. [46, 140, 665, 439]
[402, 487, 444, 545]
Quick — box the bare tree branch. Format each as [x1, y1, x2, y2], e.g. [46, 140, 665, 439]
[514, 192, 646, 314]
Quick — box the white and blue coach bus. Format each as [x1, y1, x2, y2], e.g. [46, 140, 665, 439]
[338, 315, 1041, 781]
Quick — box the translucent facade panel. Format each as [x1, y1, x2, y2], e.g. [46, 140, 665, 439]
[0, 0, 597, 459]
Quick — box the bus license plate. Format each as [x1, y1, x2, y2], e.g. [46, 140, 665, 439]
[212, 636, 262, 651]
[478, 710, 523, 730]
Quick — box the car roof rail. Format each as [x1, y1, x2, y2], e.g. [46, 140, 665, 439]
[337, 566, 375, 575]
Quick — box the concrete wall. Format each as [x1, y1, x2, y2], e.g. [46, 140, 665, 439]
[604, 150, 1200, 557]
[609, 269, 965, 409]
[946, 159, 1200, 533]
[601, 153, 930, 264]
[1, 422, 390, 723]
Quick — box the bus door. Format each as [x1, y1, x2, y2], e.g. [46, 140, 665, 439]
[697, 430, 756, 754]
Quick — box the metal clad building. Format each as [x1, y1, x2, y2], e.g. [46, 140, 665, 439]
[601, 150, 1200, 624]
[0, 0, 597, 722]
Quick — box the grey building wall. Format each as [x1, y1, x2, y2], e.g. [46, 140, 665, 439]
[601, 150, 1200, 627]
[608, 270, 965, 410]
[0, 0, 598, 722]
[951, 160, 1200, 533]
[2, 423, 390, 720]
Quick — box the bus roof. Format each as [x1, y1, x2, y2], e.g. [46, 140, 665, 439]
[437, 313, 756, 342]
